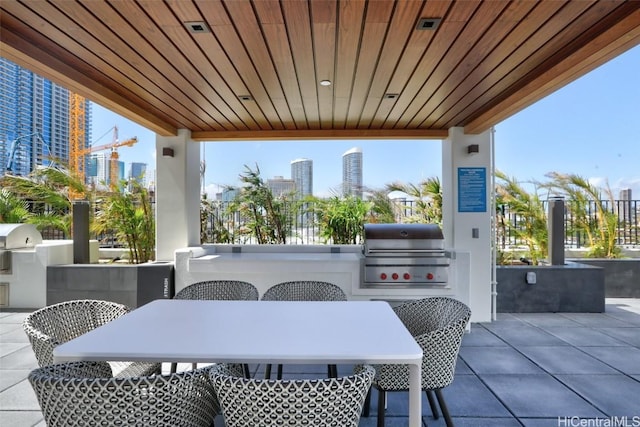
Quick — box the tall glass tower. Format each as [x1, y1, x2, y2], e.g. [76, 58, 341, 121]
[342, 147, 363, 198]
[1, 58, 92, 177]
[128, 162, 147, 187]
[291, 158, 313, 198]
[88, 152, 108, 188]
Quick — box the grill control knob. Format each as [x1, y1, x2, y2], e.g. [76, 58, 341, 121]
[380, 273, 387, 280]
[426, 273, 434, 280]
[403, 273, 411, 280]
[392, 273, 399, 280]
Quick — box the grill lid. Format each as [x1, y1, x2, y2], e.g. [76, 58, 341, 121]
[0, 224, 43, 249]
[363, 223, 445, 253]
[364, 223, 444, 240]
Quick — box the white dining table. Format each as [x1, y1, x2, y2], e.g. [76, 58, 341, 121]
[54, 299, 424, 426]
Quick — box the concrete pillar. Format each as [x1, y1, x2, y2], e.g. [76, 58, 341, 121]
[548, 197, 565, 265]
[72, 200, 90, 264]
[155, 130, 201, 261]
[442, 127, 493, 322]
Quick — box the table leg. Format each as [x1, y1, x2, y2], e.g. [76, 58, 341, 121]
[408, 363, 422, 427]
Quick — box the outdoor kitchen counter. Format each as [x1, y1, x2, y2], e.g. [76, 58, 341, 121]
[176, 245, 469, 304]
[177, 246, 363, 298]
[188, 252, 362, 273]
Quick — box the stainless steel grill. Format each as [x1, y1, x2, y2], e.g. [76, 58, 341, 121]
[0, 224, 42, 274]
[362, 223, 451, 288]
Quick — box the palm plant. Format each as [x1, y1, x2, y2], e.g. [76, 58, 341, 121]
[544, 172, 620, 258]
[312, 195, 371, 244]
[229, 164, 292, 244]
[1, 166, 87, 236]
[0, 187, 31, 223]
[386, 176, 443, 225]
[366, 188, 397, 224]
[200, 194, 233, 244]
[92, 180, 155, 263]
[495, 171, 548, 265]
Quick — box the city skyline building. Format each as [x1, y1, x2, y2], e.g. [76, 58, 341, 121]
[1, 58, 92, 177]
[219, 187, 239, 202]
[117, 161, 125, 184]
[290, 158, 313, 198]
[88, 152, 108, 189]
[267, 176, 296, 198]
[128, 162, 147, 189]
[618, 189, 635, 240]
[342, 146, 363, 198]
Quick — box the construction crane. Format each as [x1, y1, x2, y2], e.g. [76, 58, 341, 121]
[69, 92, 87, 200]
[75, 126, 138, 190]
[68, 93, 136, 196]
[5, 132, 50, 174]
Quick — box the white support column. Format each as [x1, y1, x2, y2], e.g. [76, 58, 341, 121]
[442, 127, 493, 322]
[155, 130, 200, 261]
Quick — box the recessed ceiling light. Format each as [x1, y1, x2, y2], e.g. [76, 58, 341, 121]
[184, 21, 210, 33]
[319, 80, 332, 87]
[384, 93, 399, 99]
[238, 95, 253, 101]
[416, 18, 441, 31]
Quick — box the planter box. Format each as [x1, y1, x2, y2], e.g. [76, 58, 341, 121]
[570, 259, 640, 298]
[496, 262, 604, 313]
[47, 262, 174, 308]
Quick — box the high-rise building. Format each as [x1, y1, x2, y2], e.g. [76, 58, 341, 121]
[267, 176, 296, 198]
[117, 161, 125, 184]
[619, 188, 632, 200]
[1, 58, 92, 177]
[220, 187, 239, 202]
[342, 147, 363, 198]
[88, 152, 109, 188]
[619, 188, 633, 225]
[290, 158, 313, 198]
[128, 162, 147, 189]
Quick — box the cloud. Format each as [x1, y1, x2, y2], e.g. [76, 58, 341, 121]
[589, 176, 640, 197]
[203, 183, 223, 199]
[613, 177, 640, 197]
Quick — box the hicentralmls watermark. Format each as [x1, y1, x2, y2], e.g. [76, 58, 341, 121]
[558, 417, 640, 427]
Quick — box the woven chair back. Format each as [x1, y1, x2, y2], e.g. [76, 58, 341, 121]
[23, 299, 160, 377]
[23, 299, 129, 367]
[210, 363, 374, 427]
[175, 280, 259, 301]
[29, 362, 217, 427]
[374, 296, 471, 391]
[262, 280, 347, 301]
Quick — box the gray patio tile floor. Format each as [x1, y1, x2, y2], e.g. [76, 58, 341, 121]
[555, 374, 640, 417]
[576, 345, 640, 375]
[515, 346, 620, 374]
[1, 299, 639, 427]
[539, 326, 630, 347]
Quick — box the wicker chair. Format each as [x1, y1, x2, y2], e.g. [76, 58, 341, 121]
[210, 363, 374, 427]
[29, 361, 218, 427]
[363, 297, 471, 427]
[174, 280, 259, 301]
[172, 280, 259, 374]
[261, 280, 347, 302]
[261, 280, 347, 379]
[23, 299, 160, 377]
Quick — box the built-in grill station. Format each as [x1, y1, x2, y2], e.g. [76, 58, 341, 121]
[362, 223, 451, 288]
[0, 224, 43, 275]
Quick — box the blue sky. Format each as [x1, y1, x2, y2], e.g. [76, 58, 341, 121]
[93, 44, 639, 199]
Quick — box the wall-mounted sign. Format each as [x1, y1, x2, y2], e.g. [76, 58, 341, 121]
[458, 167, 486, 212]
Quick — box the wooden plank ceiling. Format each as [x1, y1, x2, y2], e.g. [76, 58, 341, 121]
[1, 0, 639, 141]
